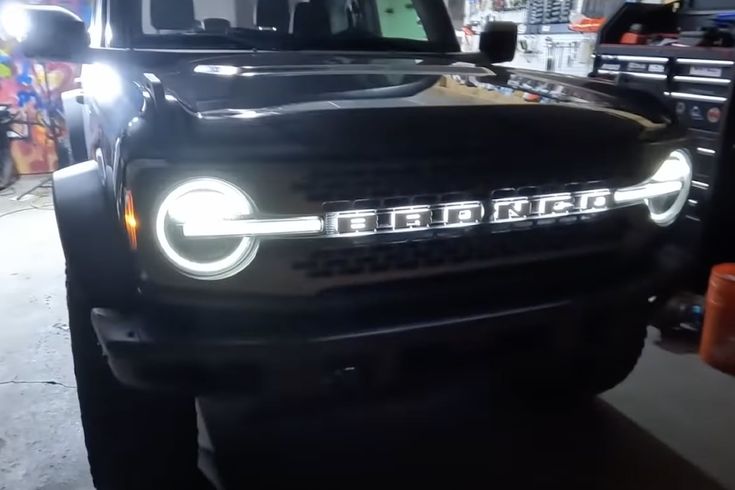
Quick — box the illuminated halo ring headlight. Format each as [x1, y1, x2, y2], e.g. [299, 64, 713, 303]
[155, 178, 259, 280]
[614, 150, 692, 226]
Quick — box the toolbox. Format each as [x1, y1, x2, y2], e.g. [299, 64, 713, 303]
[591, 0, 735, 286]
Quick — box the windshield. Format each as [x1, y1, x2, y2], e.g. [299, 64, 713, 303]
[133, 0, 458, 52]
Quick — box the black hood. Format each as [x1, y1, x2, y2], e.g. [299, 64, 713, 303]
[150, 52, 671, 130]
[118, 51, 680, 188]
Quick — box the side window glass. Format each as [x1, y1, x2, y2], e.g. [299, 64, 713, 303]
[375, 0, 427, 40]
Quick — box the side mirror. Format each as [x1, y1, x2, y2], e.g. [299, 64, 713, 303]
[3, 5, 89, 62]
[479, 21, 518, 64]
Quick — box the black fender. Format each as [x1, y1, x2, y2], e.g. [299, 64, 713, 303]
[61, 89, 88, 166]
[53, 160, 135, 306]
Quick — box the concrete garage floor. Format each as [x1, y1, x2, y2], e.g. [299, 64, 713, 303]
[1, 177, 734, 490]
[0, 177, 93, 490]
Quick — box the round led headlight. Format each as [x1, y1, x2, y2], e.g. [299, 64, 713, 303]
[155, 178, 259, 280]
[645, 150, 692, 226]
[614, 149, 692, 227]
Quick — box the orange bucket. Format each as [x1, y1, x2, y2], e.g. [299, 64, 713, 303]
[701, 263, 735, 375]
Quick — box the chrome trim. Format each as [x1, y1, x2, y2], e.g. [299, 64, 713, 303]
[668, 92, 727, 103]
[193, 63, 495, 77]
[696, 147, 717, 156]
[673, 75, 730, 85]
[692, 180, 710, 190]
[676, 58, 735, 66]
[600, 55, 668, 63]
[598, 69, 666, 80]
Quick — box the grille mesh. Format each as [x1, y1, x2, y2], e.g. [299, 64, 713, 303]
[292, 219, 620, 278]
[292, 162, 500, 203]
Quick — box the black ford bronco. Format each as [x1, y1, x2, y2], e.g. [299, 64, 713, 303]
[13, 0, 702, 488]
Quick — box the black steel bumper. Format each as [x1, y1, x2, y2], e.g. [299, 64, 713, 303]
[90, 251, 684, 396]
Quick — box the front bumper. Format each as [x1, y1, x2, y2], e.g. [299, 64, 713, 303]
[91, 244, 688, 396]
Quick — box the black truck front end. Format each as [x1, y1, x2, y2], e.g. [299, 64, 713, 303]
[61, 65, 699, 397]
[24, 0, 714, 486]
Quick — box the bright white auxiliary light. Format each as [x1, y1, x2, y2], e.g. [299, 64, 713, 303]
[155, 178, 259, 280]
[614, 149, 692, 226]
[80, 63, 123, 105]
[0, 3, 30, 41]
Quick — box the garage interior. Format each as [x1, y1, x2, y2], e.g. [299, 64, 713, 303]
[2, 0, 735, 489]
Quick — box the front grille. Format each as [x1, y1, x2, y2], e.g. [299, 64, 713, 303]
[293, 160, 617, 209]
[293, 217, 624, 279]
[129, 164, 655, 297]
[294, 162, 513, 203]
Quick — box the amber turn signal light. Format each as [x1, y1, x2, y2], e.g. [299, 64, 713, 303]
[124, 190, 138, 250]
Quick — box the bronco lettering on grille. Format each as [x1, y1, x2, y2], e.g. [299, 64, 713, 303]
[324, 188, 612, 235]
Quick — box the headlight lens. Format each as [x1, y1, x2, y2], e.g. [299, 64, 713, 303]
[155, 178, 259, 280]
[614, 149, 692, 226]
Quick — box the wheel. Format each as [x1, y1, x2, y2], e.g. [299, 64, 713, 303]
[510, 315, 647, 400]
[67, 269, 207, 490]
[574, 317, 647, 396]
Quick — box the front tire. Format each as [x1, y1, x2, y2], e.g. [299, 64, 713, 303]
[67, 270, 206, 490]
[575, 318, 647, 396]
[512, 316, 647, 400]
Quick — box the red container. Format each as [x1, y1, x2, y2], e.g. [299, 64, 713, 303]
[620, 32, 647, 45]
[700, 263, 735, 375]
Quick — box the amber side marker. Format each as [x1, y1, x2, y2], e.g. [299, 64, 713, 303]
[124, 190, 138, 250]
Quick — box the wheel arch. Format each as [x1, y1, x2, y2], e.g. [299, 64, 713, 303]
[53, 160, 135, 306]
[61, 89, 89, 165]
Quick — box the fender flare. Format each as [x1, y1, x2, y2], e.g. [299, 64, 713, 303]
[53, 160, 135, 305]
[61, 89, 88, 166]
